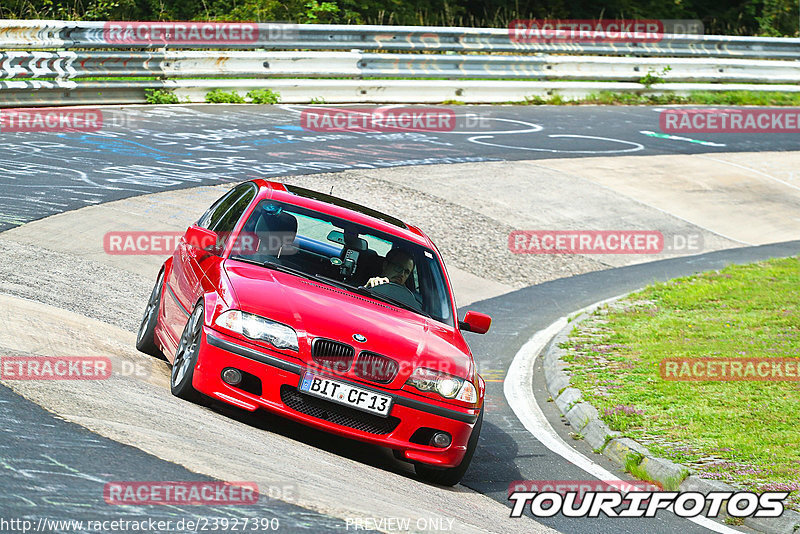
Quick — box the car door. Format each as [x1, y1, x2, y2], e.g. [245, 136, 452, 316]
[165, 183, 257, 343]
[197, 184, 259, 294]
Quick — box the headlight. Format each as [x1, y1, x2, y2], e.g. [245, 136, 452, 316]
[406, 367, 477, 402]
[215, 310, 299, 351]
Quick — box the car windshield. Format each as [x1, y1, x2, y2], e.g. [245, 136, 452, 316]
[228, 200, 455, 326]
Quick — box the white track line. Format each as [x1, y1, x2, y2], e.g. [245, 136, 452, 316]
[695, 155, 800, 193]
[503, 296, 744, 534]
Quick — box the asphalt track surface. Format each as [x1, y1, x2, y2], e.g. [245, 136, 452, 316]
[1, 104, 798, 533]
[0, 382, 352, 532]
[1, 104, 796, 231]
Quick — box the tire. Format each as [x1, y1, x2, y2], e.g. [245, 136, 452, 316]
[136, 270, 166, 360]
[170, 304, 204, 403]
[414, 407, 483, 486]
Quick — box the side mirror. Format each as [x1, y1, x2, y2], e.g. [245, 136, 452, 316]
[459, 311, 491, 334]
[184, 225, 220, 254]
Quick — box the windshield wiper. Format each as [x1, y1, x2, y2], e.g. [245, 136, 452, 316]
[231, 257, 318, 282]
[309, 274, 430, 317]
[312, 274, 358, 291]
[358, 286, 432, 319]
[234, 259, 363, 295]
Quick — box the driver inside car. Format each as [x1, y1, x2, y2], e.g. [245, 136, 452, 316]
[365, 248, 414, 288]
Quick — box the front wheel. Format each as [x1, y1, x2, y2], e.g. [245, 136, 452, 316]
[414, 408, 483, 486]
[136, 270, 166, 360]
[170, 304, 204, 403]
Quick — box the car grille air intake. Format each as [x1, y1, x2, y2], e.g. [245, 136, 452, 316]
[354, 352, 399, 384]
[311, 338, 355, 373]
[281, 386, 400, 435]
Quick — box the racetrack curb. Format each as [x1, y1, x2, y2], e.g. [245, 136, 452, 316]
[542, 298, 800, 534]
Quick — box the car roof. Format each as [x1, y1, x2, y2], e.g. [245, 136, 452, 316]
[252, 180, 433, 248]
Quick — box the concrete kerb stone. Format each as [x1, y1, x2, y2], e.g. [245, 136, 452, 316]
[564, 402, 599, 433]
[554, 387, 581, 415]
[603, 437, 652, 466]
[543, 321, 576, 399]
[681, 476, 800, 533]
[545, 308, 621, 448]
[742, 512, 800, 534]
[545, 370, 570, 399]
[539, 299, 800, 533]
[679, 475, 738, 494]
[638, 456, 688, 489]
[581, 419, 620, 451]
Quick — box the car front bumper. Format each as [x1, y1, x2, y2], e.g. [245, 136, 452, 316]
[192, 327, 481, 468]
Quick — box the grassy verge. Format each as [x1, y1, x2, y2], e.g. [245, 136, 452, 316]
[562, 257, 800, 510]
[508, 90, 800, 106]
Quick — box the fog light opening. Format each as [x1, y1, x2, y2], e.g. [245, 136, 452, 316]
[430, 432, 452, 448]
[222, 367, 243, 386]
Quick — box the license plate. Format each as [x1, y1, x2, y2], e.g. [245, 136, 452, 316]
[298, 373, 393, 417]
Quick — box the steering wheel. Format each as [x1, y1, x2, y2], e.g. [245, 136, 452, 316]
[369, 282, 422, 311]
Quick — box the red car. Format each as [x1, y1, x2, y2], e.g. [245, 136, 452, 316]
[136, 180, 491, 485]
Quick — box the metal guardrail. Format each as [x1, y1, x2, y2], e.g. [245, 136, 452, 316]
[1, 20, 799, 106]
[2, 51, 799, 84]
[2, 20, 800, 59]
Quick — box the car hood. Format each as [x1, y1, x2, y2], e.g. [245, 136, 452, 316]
[223, 261, 472, 386]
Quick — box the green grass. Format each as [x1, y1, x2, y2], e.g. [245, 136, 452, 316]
[246, 88, 281, 104]
[563, 257, 800, 510]
[144, 88, 180, 104]
[205, 89, 246, 103]
[515, 90, 800, 106]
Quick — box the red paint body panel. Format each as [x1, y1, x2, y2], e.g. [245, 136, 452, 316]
[194, 327, 477, 467]
[153, 180, 486, 468]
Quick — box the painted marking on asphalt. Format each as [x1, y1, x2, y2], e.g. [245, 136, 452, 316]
[696, 155, 800, 193]
[280, 105, 544, 135]
[640, 130, 726, 147]
[468, 134, 644, 154]
[480, 369, 506, 382]
[447, 116, 543, 135]
[504, 296, 745, 534]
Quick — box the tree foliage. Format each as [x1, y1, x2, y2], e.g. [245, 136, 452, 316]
[1, 0, 797, 36]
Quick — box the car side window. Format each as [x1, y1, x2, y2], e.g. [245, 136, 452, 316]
[211, 186, 256, 234]
[197, 183, 253, 230]
[210, 185, 257, 250]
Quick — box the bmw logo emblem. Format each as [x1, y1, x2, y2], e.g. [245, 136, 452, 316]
[353, 334, 367, 343]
